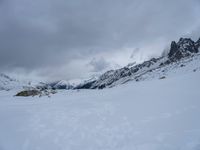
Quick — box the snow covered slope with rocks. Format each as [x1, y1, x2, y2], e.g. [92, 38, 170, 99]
[0, 73, 29, 91]
[0, 75, 75, 91]
[37, 80, 74, 90]
[0, 66, 200, 150]
[76, 37, 200, 89]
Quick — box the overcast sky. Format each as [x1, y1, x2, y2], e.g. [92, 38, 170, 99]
[0, 0, 200, 81]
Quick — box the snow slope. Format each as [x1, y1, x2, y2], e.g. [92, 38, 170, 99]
[0, 73, 29, 91]
[0, 69, 200, 150]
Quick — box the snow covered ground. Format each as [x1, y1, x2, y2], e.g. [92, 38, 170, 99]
[0, 70, 200, 150]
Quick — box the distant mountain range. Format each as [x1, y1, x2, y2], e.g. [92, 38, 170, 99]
[1, 37, 200, 91]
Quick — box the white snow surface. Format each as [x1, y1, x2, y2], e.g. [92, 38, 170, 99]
[0, 68, 200, 150]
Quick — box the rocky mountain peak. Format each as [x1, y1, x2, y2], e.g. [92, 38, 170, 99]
[196, 38, 200, 49]
[168, 37, 198, 61]
[168, 41, 178, 58]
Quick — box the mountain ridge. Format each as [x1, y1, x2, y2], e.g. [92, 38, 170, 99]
[1, 37, 200, 91]
[75, 37, 200, 89]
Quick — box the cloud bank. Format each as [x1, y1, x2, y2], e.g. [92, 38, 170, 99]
[0, 0, 200, 80]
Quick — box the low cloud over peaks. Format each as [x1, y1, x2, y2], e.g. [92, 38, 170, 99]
[0, 0, 200, 80]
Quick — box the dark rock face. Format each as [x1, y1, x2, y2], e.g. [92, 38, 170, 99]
[15, 90, 41, 97]
[178, 38, 198, 53]
[168, 38, 198, 61]
[76, 80, 96, 89]
[196, 38, 200, 49]
[15, 89, 57, 97]
[168, 41, 179, 58]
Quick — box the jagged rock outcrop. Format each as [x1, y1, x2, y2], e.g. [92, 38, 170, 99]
[15, 88, 57, 97]
[15, 90, 41, 97]
[168, 38, 198, 61]
[196, 38, 200, 49]
[168, 41, 179, 58]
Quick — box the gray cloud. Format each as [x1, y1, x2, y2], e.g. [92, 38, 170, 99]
[88, 57, 110, 72]
[0, 0, 200, 80]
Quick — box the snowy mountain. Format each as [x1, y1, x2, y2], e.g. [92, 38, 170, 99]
[53, 80, 73, 89]
[76, 37, 200, 89]
[36, 80, 74, 90]
[0, 73, 29, 91]
[0, 74, 75, 91]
